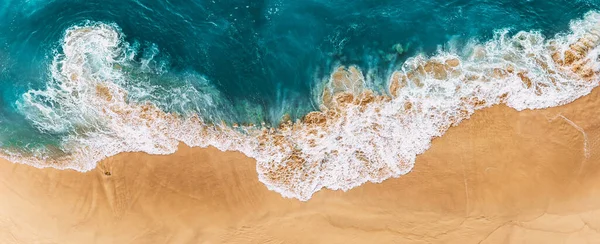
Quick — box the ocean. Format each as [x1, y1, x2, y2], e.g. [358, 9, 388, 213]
[1, 0, 599, 200]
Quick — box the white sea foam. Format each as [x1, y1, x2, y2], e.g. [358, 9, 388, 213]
[4, 12, 600, 200]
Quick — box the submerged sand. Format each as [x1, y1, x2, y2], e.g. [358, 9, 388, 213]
[1, 87, 600, 243]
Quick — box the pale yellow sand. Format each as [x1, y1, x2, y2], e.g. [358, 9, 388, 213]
[1, 88, 600, 243]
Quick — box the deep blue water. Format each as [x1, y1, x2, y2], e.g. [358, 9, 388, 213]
[0, 0, 599, 153]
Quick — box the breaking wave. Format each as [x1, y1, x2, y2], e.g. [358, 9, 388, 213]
[4, 11, 600, 200]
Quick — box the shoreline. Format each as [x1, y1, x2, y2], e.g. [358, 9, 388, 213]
[7, 12, 600, 201]
[1, 87, 600, 243]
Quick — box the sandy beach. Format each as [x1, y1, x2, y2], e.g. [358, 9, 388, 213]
[1, 86, 600, 243]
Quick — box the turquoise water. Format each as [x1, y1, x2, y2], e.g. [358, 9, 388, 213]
[0, 1, 599, 174]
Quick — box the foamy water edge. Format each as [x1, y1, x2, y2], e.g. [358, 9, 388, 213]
[3, 12, 600, 200]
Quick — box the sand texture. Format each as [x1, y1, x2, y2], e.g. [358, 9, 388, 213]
[1, 88, 600, 243]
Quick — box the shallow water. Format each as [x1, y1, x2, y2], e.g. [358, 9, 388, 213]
[1, 0, 600, 199]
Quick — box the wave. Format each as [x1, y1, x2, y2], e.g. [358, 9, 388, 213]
[3, 11, 600, 200]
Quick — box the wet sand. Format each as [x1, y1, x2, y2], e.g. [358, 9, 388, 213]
[1, 88, 600, 243]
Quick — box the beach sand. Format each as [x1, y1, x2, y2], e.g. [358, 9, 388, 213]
[1, 87, 600, 244]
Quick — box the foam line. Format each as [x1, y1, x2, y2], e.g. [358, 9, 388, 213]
[4, 11, 600, 200]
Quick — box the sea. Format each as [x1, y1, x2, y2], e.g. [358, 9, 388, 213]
[1, 0, 599, 200]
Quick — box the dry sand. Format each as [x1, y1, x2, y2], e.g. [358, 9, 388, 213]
[1, 88, 600, 243]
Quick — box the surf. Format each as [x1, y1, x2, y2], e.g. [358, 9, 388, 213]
[1, 11, 599, 201]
